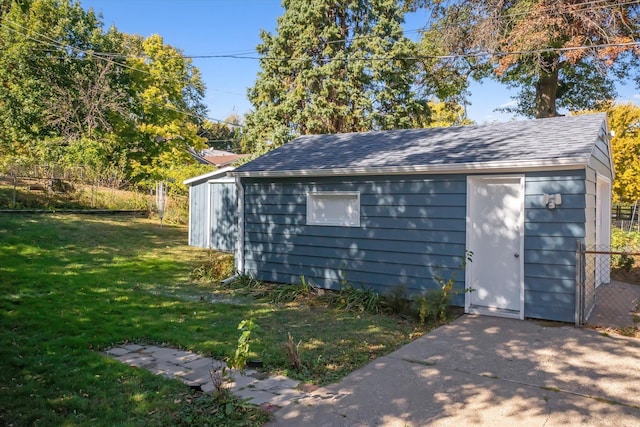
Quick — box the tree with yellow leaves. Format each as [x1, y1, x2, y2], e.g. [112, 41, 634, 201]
[607, 103, 640, 204]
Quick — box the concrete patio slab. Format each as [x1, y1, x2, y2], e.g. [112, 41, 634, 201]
[103, 344, 307, 408]
[269, 315, 640, 427]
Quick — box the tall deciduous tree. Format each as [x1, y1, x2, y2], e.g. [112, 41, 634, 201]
[125, 33, 207, 183]
[606, 103, 640, 204]
[427, 101, 472, 128]
[408, 0, 640, 118]
[0, 0, 207, 185]
[243, 0, 431, 153]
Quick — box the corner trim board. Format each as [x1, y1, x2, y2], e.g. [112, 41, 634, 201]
[236, 177, 245, 273]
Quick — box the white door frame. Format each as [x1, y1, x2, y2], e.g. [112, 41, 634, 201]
[465, 175, 525, 320]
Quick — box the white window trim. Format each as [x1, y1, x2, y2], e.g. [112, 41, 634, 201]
[306, 191, 361, 227]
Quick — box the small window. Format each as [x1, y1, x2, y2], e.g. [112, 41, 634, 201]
[306, 192, 360, 227]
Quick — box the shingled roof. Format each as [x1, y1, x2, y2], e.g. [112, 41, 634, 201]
[232, 113, 608, 177]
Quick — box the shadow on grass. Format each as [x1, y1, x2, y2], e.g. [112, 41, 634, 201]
[0, 214, 252, 425]
[0, 214, 420, 425]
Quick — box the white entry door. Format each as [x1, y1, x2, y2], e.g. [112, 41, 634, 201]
[466, 176, 524, 319]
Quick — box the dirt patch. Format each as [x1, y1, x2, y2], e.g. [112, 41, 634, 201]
[611, 266, 640, 285]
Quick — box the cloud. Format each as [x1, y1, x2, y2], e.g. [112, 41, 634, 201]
[481, 110, 519, 124]
[498, 100, 518, 109]
[614, 94, 640, 105]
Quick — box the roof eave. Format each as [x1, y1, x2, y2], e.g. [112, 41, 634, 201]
[207, 176, 236, 184]
[182, 165, 236, 185]
[229, 158, 588, 178]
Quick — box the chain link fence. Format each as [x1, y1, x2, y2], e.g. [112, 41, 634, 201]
[576, 242, 640, 335]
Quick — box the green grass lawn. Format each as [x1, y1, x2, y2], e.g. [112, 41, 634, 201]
[0, 214, 425, 426]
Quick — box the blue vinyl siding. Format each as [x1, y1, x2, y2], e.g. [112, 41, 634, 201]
[209, 183, 238, 252]
[523, 170, 586, 322]
[189, 182, 209, 248]
[241, 169, 589, 322]
[242, 175, 468, 302]
[188, 180, 237, 251]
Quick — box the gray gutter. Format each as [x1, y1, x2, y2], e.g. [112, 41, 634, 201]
[229, 157, 588, 178]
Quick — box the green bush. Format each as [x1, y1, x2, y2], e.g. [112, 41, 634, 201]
[611, 228, 640, 271]
[412, 283, 460, 326]
[414, 291, 445, 325]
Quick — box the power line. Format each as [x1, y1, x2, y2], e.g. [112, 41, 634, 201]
[22, 45, 248, 96]
[17, 41, 640, 63]
[179, 0, 640, 57]
[6, 0, 638, 63]
[8, 18, 639, 65]
[179, 41, 640, 62]
[2, 18, 243, 128]
[2, 0, 638, 124]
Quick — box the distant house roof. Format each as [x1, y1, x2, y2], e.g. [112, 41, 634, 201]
[231, 114, 609, 178]
[187, 148, 248, 168]
[203, 153, 247, 167]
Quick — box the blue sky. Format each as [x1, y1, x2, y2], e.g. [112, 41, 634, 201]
[82, 0, 639, 125]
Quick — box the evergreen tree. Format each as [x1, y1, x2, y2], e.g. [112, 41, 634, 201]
[242, 0, 430, 152]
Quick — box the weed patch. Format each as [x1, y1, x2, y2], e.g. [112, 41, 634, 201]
[268, 276, 318, 303]
[412, 251, 474, 326]
[229, 319, 259, 372]
[191, 251, 235, 283]
[326, 283, 382, 313]
[283, 332, 304, 372]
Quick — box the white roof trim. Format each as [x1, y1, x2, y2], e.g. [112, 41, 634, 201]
[207, 176, 236, 184]
[604, 121, 615, 180]
[585, 121, 615, 181]
[183, 166, 235, 185]
[229, 158, 587, 178]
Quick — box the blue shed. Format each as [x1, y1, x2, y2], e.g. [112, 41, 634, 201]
[183, 166, 238, 252]
[230, 114, 613, 323]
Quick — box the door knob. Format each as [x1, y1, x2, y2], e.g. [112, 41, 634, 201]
[514, 252, 520, 258]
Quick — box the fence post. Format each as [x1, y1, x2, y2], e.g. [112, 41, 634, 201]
[11, 174, 17, 208]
